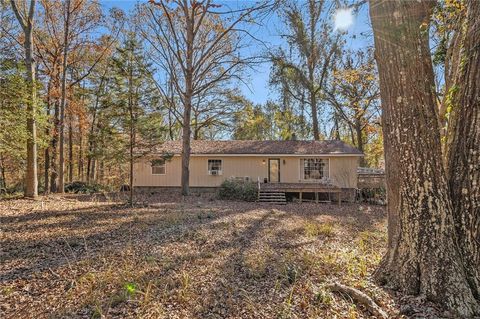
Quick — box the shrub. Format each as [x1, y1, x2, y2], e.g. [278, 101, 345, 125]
[64, 181, 101, 194]
[218, 179, 257, 201]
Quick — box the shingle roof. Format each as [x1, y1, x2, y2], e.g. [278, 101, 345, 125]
[154, 140, 363, 156]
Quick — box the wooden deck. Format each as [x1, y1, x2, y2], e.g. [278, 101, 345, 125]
[259, 182, 342, 204]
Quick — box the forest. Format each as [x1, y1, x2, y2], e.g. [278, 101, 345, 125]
[0, 0, 384, 196]
[1, 0, 479, 318]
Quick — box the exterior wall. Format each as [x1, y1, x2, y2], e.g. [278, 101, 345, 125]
[133, 155, 360, 188]
[329, 156, 359, 188]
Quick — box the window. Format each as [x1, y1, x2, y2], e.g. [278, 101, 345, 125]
[302, 158, 328, 180]
[208, 159, 222, 175]
[151, 159, 166, 175]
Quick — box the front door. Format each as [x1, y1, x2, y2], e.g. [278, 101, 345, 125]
[268, 159, 280, 183]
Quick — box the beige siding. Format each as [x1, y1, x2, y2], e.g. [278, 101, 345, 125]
[134, 155, 359, 188]
[329, 156, 359, 188]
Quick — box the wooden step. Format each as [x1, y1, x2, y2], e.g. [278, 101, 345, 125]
[257, 190, 286, 204]
[258, 194, 286, 197]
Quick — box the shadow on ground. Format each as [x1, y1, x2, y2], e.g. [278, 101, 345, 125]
[0, 192, 389, 318]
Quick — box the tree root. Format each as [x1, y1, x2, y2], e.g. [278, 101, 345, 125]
[327, 282, 388, 319]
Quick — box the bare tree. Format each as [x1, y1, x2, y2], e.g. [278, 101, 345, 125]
[57, 0, 71, 193]
[326, 49, 380, 165]
[10, 0, 38, 198]
[139, 0, 271, 195]
[270, 0, 343, 140]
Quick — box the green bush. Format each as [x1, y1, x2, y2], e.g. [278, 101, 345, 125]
[64, 181, 101, 194]
[218, 179, 257, 201]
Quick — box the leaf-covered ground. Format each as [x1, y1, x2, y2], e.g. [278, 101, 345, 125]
[1, 191, 403, 318]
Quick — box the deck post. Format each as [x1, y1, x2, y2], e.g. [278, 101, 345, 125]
[338, 191, 341, 205]
[315, 192, 318, 203]
[299, 191, 302, 203]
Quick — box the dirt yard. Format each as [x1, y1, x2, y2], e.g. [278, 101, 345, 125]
[1, 192, 401, 318]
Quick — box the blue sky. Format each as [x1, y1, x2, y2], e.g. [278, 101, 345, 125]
[100, 0, 373, 105]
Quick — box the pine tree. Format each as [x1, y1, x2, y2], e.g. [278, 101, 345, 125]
[110, 31, 165, 204]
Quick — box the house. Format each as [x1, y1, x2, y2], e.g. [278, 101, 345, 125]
[133, 140, 363, 201]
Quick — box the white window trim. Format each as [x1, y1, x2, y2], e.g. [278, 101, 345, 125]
[151, 159, 166, 175]
[299, 158, 330, 181]
[207, 159, 223, 176]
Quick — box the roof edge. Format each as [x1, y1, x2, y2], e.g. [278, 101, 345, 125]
[151, 153, 364, 157]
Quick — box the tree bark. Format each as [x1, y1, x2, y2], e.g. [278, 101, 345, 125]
[354, 118, 365, 167]
[90, 158, 96, 183]
[310, 89, 320, 140]
[50, 99, 59, 193]
[44, 81, 52, 194]
[370, 0, 479, 316]
[181, 8, 194, 196]
[446, 0, 480, 300]
[0, 155, 6, 190]
[68, 116, 73, 183]
[308, 0, 320, 141]
[128, 56, 135, 205]
[11, 0, 38, 198]
[78, 125, 83, 181]
[58, 0, 71, 193]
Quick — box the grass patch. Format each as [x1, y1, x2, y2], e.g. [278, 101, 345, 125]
[304, 221, 335, 238]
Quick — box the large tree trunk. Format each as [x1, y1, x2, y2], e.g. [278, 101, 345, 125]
[308, 0, 320, 141]
[24, 4, 38, 198]
[370, 1, 479, 316]
[58, 0, 71, 193]
[181, 11, 194, 196]
[181, 98, 192, 196]
[11, 0, 39, 198]
[446, 0, 480, 300]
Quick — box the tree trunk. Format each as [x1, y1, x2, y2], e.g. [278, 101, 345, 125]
[446, 0, 480, 300]
[90, 158, 96, 183]
[78, 127, 83, 181]
[354, 119, 365, 167]
[0, 155, 6, 189]
[98, 160, 104, 183]
[310, 90, 320, 140]
[68, 116, 73, 183]
[11, 0, 39, 198]
[370, 0, 479, 316]
[50, 100, 59, 193]
[308, 0, 320, 141]
[181, 10, 194, 196]
[68, 116, 74, 183]
[128, 60, 135, 205]
[129, 126, 134, 204]
[58, 0, 71, 193]
[24, 5, 38, 198]
[44, 144, 50, 194]
[44, 82, 51, 194]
